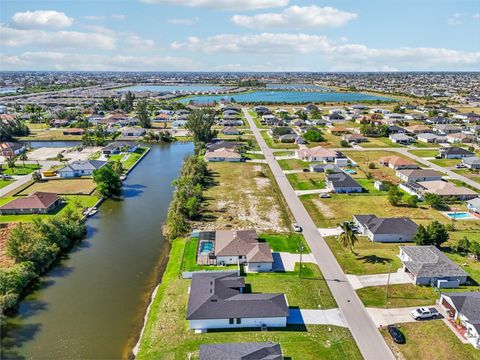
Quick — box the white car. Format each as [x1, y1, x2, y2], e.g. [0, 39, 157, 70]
[292, 223, 303, 232]
[320, 193, 331, 198]
[410, 307, 439, 320]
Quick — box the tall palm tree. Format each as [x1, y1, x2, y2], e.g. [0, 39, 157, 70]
[19, 153, 28, 168]
[338, 221, 359, 254]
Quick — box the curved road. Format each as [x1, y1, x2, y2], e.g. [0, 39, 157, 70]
[243, 109, 395, 360]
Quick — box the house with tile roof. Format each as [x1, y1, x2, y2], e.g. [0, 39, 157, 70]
[0, 192, 61, 215]
[378, 155, 419, 170]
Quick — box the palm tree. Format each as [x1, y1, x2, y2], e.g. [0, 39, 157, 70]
[337, 221, 359, 254]
[56, 153, 65, 162]
[19, 153, 28, 168]
[6, 156, 16, 173]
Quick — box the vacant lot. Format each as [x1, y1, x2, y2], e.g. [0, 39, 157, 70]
[430, 158, 461, 167]
[278, 158, 308, 170]
[18, 178, 96, 195]
[198, 162, 291, 232]
[137, 239, 362, 360]
[324, 236, 403, 275]
[382, 321, 480, 360]
[408, 149, 439, 158]
[287, 172, 326, 190]
[357, 284, 438, 308]
[359, 137, 403, 148]
[19, 128, 83, 141]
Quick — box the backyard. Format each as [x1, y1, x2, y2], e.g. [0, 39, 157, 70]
[17, 178, 97, 195]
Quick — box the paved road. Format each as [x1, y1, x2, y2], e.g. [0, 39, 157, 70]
[0, 174, 32, 197]
[243, 109, 395, 360]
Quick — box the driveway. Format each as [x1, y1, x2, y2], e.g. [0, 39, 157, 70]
[318, 227, 343, 237]
[346, 271, 412, 290]
[295, 189, 329, 196]
[283, 169, 303, 174]
[272, 252, 317, 272]
[367, 306, 441, 327]
[288, 308, 347, 327]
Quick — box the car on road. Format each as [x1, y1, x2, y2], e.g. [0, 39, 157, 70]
[320, 193, 331, 198]
[387, 325, 406, 344]
[292, 223, 303, 232]
[410, 307, 439, 320]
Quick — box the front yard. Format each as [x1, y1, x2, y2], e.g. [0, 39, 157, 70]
[357, 284, 438, 308]
[430, 158, 461, 167]
[259, 232, 310, 253]
[2, 164, 40, 176]
[381, 321, 480, 360]
[278, 158, 308, 171]
[286, 172, 326, 190]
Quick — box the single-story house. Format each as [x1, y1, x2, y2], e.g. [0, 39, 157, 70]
[440, 292, 480, 349]
[0, 192, 61, 215]
[398, 246, 468, 287]
[395, 169, 443, 182]
[389, 133, 415, 145]
[416, 133, 446, 144]
[353, 215, 418, 243]
[121, 127, 146, 137]
[0, 142, 26, 156]
[378, 156, 419, 170]
[426, 116, 452, 125]
[310, 163, 341, 173]
[222, 127, 241, 135]
[206, 141, 243, 152]
[414, 180, 478, 200]
[63, 128, 85, 136]
[101, 141, 138, 155]
[199, 342, 283, 360]
[204, 147, 242, 162]
[404, 125, 432, 134]
[446, 133, 474, 144]
[387, 125, 406, 134]
[328, 126, 349, 135]
[186, 271, 289, 330]
[57, 160, 107, 178]
[343, 134, 368, 143]
[462, 157, 480, 170]
[326, 172, 363, 193]
[467, 198, 480, 214]
[433, 124, 462, 135]
[439, 147, 475, 159]
[296, 146, 338, 163]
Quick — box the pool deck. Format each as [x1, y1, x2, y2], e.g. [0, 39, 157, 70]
[196, 240, 216, 265]
[441, 211, 478, 220]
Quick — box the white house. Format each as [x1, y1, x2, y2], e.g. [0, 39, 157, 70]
[353, 215, 418, 243]
[204, 148, 242, 162]
[295, 146, 338, 162]
[186, 271, 289, 330]
[57, 160, 107, 178]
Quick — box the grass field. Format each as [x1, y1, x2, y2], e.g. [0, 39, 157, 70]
[357, 284, 438, 308]
[286, 172, 326, 190]
[381, 321, 480, 360]
[359, 137, 404, 148]
[17, 178, 96, 195]
[2, 164, 40, 176]
[258, 233, 310, 253]
[408, 149, 439, 157]
[0, 195, 98, 223]
[19, 128, 83, 141]
[430, 158, 461, 167]
[137, 239, 362, 360]
[123, 147, 148, 170]
[277, 158, 308, 171]
[261, 131, 298, 149]
[411, 142, 440, 149]
[0, 179, 14, 189]
[324, 236, 403, 275]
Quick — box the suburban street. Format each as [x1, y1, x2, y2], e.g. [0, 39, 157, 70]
[243, 109, 396, 360]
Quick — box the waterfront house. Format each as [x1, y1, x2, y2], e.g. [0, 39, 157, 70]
[186, 271, 288, 330]
[0, 142, 26, 157]
[58, 160, 107, 178]
[222, 127, 241, 135]
[439, 147, 475, 159]
[353, 215, 418, 243]
[204, 147, 242, 162]
[440, 292, 480, 349]
[326, 172, 363, 193]
[120, 127, 146, 137]
[0, 192, 61, 215]
[199, 342, 283, 360]
[395, 169, 443, 182]
[398, 246, 468, 288]
[101, 141, 138, 155]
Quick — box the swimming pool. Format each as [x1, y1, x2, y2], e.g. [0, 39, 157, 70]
[199, 241, 214, 255]
[344, 169, 357, 174]
[445, 212, 475, 220]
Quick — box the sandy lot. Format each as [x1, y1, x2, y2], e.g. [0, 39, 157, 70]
[28, 146, 101, 161]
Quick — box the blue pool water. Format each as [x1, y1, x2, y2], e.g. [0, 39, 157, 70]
[344, 169, 357, 174]
[446, 212, 472, 219]
[200, 241, 214, 254]
[118, 84, 226, 93]
[182, 91, 393, 104]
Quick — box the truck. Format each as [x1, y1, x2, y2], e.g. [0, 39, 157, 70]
[410, 307, 440, 320]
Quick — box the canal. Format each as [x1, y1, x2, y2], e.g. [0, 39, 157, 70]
[1, 142, 193, 359]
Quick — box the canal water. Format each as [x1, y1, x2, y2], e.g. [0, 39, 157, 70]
[1, 142, 193, 359]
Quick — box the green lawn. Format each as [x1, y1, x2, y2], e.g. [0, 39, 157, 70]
[137, 238, 362, 360]
[259, 233, 310, 253]
[277, 159, 308, 171]
[261, 131, 298, 149]
[411, 141, 439, 149]
[359, 137, 403, 148]
[357, 284, 438, 308]
[324, 236, 402, 275]
[0, 195, 99, 223]
[430, 158, 461, 167]
[2, 164, 40, 176]
[245, 153, 265, 160]
[381, 321, 480, 360]
[123, 147, 148, 170]
[408, 149, 439, 157]
[180, 237, 238, 272]
[286, 172, 325, 190]
[274, 150, 295, 157]
[0, 179, 14, 189]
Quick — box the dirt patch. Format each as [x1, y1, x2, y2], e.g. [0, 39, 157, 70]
[0, 224, 16, 269]
[313, 198, 334, 219]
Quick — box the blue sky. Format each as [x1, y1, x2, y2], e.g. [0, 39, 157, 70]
[1, 0, 479, 71]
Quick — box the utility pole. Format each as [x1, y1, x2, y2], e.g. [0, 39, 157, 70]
[385, 263, 391, 302]
[299, 244, 304, 278]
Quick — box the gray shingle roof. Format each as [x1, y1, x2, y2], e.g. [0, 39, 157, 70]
[327, 172, 363, 189]
[441, 147, 474, 156]
[187, 272, 288, 320]
[199, 342, 283, 360]
[58, 160, 107, 172]
[354, 215, 418, 235]
[442, 292, 480, 325]
[400, 246, 468, 278]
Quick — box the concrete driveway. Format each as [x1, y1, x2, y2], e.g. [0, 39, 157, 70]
[367, 306, 441, 327]
[288, 308, 347, 327]
[346, 271, 412, 290]
[295, 189, 329, 196]
[272, 252, 317, 272]
[318, 227, 343, 237]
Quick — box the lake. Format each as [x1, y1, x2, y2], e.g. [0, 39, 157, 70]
[1, 142, 193, 359]
[182, 91, 393, 104]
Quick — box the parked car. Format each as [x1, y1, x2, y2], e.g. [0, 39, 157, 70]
[302, 168, 310, 172]
[410, 307, 439, 320]
[387, 325, 406, 344]
[320, 193, 331, 198]
[292, 223, 303, 232]
[455, 164, 467, 168]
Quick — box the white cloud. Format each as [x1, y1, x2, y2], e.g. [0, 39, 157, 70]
[112, 14, 126, 20]
[447, 13, 463, 26]
[12, 10, 74, 29]
[141, 0, 288, 11]
[172, 32, 480, 70]
[231, 5, 357, 29]
[0, 25, 116, 50]
[0, 52, 201, 71]
[124, 34, 155, 50]
[167, 17, 199, 25]
[85, 15, 106, 21]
